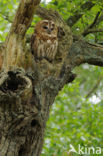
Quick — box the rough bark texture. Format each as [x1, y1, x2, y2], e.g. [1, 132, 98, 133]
[0, 0, 103, 156]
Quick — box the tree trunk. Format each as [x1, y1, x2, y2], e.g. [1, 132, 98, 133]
[0, 0, 103, 156]
[0, 0, 73, 155]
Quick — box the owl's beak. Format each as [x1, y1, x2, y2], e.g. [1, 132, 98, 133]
[47, 29, 52, 34]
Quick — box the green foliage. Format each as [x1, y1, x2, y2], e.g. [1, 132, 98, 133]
[0, 0, 19, 42]
[42, 65, 103, 156]
[1, 0, 103, 155]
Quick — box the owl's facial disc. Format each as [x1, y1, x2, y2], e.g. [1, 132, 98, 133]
[37, 20, 57, 37]
[42, 21, 55, 35]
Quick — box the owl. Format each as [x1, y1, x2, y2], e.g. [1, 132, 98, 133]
[31, 20, 58, 62]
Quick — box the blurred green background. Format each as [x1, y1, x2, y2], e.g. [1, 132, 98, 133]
[1, 0, 103, 155]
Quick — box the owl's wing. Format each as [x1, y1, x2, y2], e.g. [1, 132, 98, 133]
[31, 34, 36, 55]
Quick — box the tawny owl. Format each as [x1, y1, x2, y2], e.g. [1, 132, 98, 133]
[31, 20, 58, 62]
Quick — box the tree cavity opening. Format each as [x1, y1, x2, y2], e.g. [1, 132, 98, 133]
[0, 71, 27, 92]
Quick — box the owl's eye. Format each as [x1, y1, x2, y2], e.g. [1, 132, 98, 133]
[43, 26, 48, 29]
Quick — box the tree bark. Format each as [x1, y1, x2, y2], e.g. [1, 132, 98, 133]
[0, 1, 103, 156]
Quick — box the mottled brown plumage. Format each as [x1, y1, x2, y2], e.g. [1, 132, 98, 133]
[31, 20, 58, 62]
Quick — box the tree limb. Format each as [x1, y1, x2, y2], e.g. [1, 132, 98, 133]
[82, 11, 101, 36]
[0, 12, 35, 28]
[82, 28, 103, 36]
[0, 12, 12, 23]
[4, 0, 41, 70]
[9, 0, 41, 38]
[95, 11, 103, 25]
[87, 11, 101, 29]
[86, 76, 102, 99]
[66, 1, 95, 27]
[69, 38, 103, 68]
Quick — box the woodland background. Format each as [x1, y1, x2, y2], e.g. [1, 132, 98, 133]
[0, 0, 103, 156]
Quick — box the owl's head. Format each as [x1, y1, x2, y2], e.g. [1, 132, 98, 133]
[35, 20, 58, 37]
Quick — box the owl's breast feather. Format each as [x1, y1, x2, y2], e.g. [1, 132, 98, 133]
[47, 40, 51, 44]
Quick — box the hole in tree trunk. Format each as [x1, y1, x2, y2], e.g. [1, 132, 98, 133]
[31, 119, 38, 127]
[0, 71, 26, 92]
[19, 146, 25, 156]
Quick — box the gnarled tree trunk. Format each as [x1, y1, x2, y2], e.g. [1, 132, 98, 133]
[0, 0, 103, 156]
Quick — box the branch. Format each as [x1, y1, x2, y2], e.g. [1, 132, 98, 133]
[0, 12, 35, 28]
[88, 11, 101, 29]
[9, 0, 41, 37]
[82, 28, 103, 36]
[82, 11, 101, 36]
[66, 1, 95, 27]
[86, 76, 102, 99]
[95, 11, 103, 25]
[3, 0, 41, 69]
[69, 38, 103, 68]
[0, 12, 12, 23]
[82, 11, 103, 36]
[84, 42, 103, 66]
